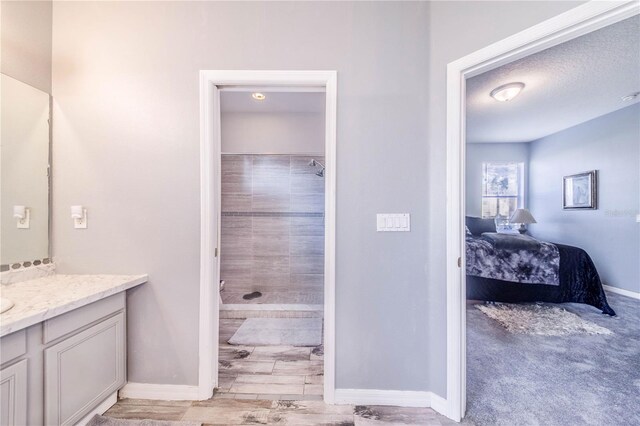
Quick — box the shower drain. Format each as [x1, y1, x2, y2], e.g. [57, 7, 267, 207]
[242, 291, 262, 300]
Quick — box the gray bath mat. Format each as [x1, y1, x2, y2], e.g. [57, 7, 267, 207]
[476, 303, 613, 336]
[87, 415, 200, 426]
[228, 318, 322, 346]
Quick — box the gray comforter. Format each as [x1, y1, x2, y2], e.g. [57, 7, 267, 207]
[466, 233, 560, 285]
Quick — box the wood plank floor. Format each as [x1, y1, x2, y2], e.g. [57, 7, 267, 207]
[104, 398, 459, 425]
[104, 319, 458, 425]
[218, 319, 323, 400]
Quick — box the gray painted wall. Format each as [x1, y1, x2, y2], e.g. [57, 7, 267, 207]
[49, 0, 584, 394]
[529, 104, 640, 293]
[0, 0, 52, 93]
[221, 112, 325, 154]
[466, 143, 530, 218]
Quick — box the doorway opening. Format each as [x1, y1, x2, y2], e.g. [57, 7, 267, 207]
[198, 71, 337, 403]
[217, 88, 326, 400]
[445, 1, 639, 422]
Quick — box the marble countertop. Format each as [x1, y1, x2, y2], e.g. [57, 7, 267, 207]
[0, 274, 147, 337]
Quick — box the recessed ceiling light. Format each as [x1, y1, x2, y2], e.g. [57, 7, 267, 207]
[490, 82, 525, 102]
[622, 92, 640, 102]
[251, 92, 266, 101]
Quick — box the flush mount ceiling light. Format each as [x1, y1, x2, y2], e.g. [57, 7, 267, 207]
[251, 92, 266, 101]
[490, 82, 525, 102]
[622, 92, 640, 102]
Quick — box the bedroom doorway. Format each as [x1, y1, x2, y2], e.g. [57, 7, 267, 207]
[445, 1, 639, 422]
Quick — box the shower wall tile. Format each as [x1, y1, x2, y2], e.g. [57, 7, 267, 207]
[290, 217, 324, 236]
[253, 235, 290, 256]
[221, 257, 253, 278]
[252, 255, 290, 275]
[221, 154, 325, 303]
[253, 217, 290, 236]
[291, 194, 323, 213]
[252, 274, 291, 288]
[291, 174, 324, 194]
[222, 178, 252, 195]
[290, 236, 324, 256]
[252, 194, 291, 212]
[290, 274, 324, 288]
[222, 194, 252, 212]
[290, 255, 324, 275]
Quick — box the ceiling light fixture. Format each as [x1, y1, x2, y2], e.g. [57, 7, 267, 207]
[251, 92, 266, 101]
[622, 92, 640, 102]
[490, 82, 525, 102]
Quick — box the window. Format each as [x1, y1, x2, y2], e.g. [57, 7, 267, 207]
[482, 162, 524, 218]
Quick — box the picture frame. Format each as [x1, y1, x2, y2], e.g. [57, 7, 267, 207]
[563, 170, 597, 210]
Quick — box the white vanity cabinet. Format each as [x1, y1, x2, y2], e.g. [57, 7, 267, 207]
[0, 292, 127, 426]
[0, 360, 28, 426]
[43, 293, 126, 425]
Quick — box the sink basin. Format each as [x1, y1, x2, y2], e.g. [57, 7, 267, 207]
[0, 297, 14, 314]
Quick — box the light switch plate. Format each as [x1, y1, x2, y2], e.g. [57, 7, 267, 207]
[376, 214, 410, 232]
[74, 209, 88, 229]
[17, 209, 30, 229]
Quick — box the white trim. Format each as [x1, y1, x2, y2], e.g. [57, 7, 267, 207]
[75, 392, 117, 426]
[446, 1, 640, 422]
[603, 285, 640, 300]
[219, 85, 325, 93]
[199, 70, 338, 404]
[119, 383, 200, 401]
[334, 389, 451, 412]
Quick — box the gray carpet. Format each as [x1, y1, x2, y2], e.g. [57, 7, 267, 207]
[465, 291, 640, 426]
[228, 318, 322, 346]
[87, 415, 200, 426]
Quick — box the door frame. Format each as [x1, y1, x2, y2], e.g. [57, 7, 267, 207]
[445, 1, 639, 421]
[198, 70, 338, 401]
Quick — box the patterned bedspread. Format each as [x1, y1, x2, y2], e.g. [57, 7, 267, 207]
[466, 234, 560, 285]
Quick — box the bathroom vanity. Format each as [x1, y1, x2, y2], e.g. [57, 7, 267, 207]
[0, 74, 148, 425]
[0, 274, 147, 425]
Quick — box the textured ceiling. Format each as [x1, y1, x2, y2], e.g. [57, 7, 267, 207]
[466, 15, 640, 143]
[221, 91, 325, 113]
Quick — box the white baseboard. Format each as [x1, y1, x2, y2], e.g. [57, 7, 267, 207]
[429, 392, 450, 418]
[75, 391, 117, 425]
[334, 389, 453, 420]
[603, 285, 640, 300]
[119, 382, 200, 401]
[333, 388, 431, 407]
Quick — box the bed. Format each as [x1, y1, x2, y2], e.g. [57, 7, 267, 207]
[465, 216, 615, 316]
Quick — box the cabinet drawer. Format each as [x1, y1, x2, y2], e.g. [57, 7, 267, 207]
[44, 312, 126, 426]
[0, 359, 28, 426]
[43, 292, 125, 344]
[0, 330, 26, 366]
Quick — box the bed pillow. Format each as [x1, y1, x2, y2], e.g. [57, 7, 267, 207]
[465, 216, 497, 236]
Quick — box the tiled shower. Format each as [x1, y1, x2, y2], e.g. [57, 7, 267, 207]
[220, 154, 325, 305]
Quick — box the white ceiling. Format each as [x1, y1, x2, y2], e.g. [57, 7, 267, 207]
[466, 16, 640, 144]
[221, 90, 325, 113]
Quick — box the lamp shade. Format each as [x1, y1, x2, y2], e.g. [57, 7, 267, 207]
[510, 208, 537, 224]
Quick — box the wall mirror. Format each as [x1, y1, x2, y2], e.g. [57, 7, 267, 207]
[1, 73, 51, 269]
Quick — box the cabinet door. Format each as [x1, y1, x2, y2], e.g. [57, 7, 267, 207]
[44, 312, 125, 426]
[0, 360, 27, 426]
